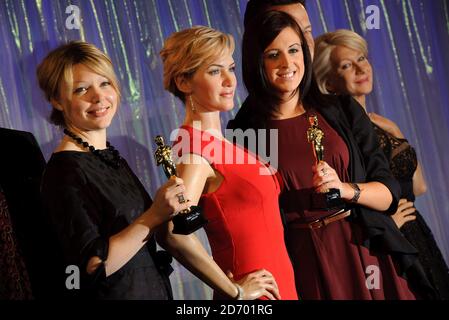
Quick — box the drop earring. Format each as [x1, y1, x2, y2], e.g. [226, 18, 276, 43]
[189, 95, 196, 112]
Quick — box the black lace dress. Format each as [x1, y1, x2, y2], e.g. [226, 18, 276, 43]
[41, 150, 173, 300]
[374, 124, 449, 299]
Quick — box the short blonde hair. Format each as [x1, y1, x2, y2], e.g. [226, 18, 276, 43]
[160, 26, 235, 102]
[36, 41, 121, 127]
[313, 29, 368, 94]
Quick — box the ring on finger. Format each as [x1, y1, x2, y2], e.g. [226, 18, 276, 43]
[176, 193, 186, 204]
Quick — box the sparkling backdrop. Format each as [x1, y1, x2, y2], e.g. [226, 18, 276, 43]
[0, 0, 448, 299]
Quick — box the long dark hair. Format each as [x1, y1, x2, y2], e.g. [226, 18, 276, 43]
[242, 10, 313, 128]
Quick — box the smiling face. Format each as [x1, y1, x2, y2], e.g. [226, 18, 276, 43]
[187, 52, 237, 112]
[54, 63, 118, 132]
[263, 27, 304, 98]
[327, 45, 373, 98]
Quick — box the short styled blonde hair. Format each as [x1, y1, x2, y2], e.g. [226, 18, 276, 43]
[36, 41, 121, 127]
[313, 29, 368, 94]
[160, 26, 235, 102]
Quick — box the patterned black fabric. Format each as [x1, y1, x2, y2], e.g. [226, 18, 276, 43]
[374, 124, 449, 299]
[0, 187, 33, 299]
[41, 150, 172, 300]
[0, 127, 65, 299]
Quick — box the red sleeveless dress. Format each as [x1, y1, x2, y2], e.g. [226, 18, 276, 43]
[174, 125, 298, 300]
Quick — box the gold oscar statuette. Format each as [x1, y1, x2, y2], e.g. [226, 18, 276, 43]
[307, 115, 345, 210]
[154, 135, 207, 234]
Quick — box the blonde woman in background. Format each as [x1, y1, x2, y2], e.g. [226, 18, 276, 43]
[314, 29, 449, 299]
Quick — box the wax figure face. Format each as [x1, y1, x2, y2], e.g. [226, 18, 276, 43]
[270, 3, 314, 59]
[184, 53, 237, 112]
[263, 27, 305, 98]
[327, 45, 373, 97]
[53, 63, 118, 132]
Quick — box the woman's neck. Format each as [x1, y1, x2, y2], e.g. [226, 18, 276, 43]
[275, 92, 306, 119]
[57, 126, 107, 152]
[183, 108, 223, 138]
[354, 95, 367, 112]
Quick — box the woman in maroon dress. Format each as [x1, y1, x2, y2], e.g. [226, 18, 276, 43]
[229, 10, 422, 299]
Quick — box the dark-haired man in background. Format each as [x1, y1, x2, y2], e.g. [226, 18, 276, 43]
[243, 0, 314, 58]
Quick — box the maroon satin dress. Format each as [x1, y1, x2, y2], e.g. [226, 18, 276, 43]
[268, 111, 416, 300]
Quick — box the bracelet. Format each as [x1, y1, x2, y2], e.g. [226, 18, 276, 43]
[348, 183, 361, 203]
[233, 283, 244, 300]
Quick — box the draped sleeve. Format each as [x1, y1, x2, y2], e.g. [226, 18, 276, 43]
[41, 156, 108, 285]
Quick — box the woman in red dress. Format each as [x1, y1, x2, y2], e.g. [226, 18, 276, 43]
[159, 26, 298, 300]
[36, 41, 280, 300]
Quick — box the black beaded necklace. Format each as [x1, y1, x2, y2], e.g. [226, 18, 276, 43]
[63, 129, 122, 169]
